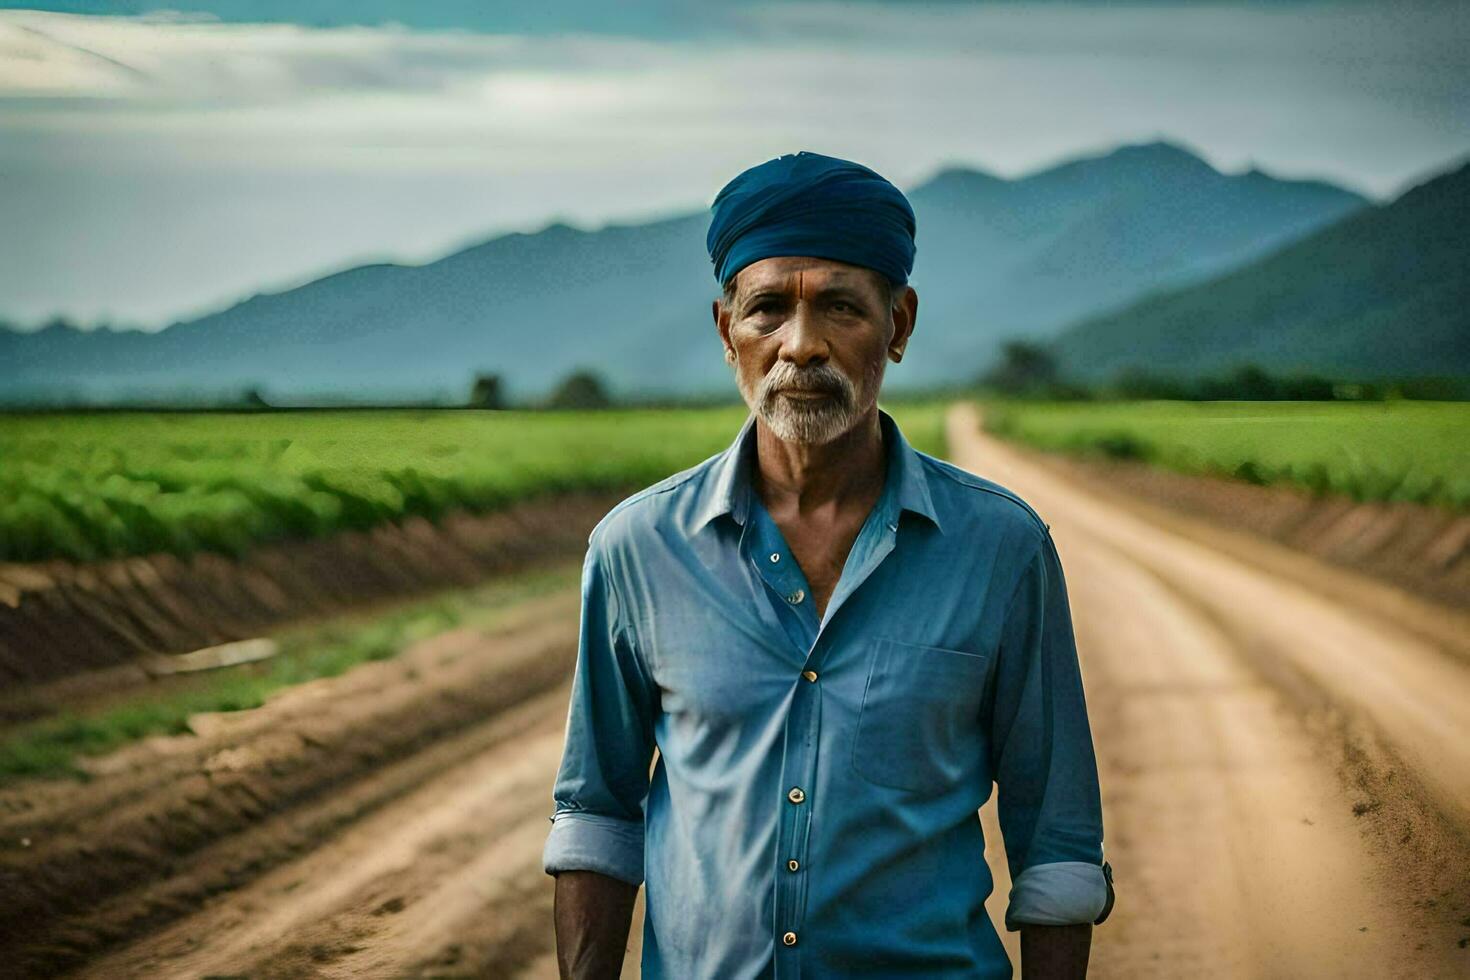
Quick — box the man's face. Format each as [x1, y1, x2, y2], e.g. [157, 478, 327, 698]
[714, 256, 917, 446]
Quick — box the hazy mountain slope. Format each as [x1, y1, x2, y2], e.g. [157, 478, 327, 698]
[1048, 159, 1470, 382]
[0, 141, 1368, 403]
[903, 141, 1367, 377]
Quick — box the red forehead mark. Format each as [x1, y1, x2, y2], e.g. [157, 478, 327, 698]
[741, 258, 862, 303]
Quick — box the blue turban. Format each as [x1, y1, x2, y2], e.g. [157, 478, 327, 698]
[706, 150, 917, 288]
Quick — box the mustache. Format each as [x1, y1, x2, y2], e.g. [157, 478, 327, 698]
[757, 361, 854, 404]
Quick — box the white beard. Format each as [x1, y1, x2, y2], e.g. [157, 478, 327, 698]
[738, 357, 872, 446]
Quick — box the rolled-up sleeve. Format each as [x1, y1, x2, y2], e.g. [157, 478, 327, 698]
[542, 533, 658, 887]
[989, 526, 1109, 931]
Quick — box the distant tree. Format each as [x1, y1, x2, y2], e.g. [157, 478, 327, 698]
[1276, 373, 1336, 401]
[243, 386, 271, 408]
[1109, 367, 1191, 400]
[1223, 363, 1277, 400]
[1115, 365, 1345, 401]
[547, 369, 613, 410]
[1394, 376, 1469, 400]
[980, 340, 1060, 396]
[468, 372, 505, 409]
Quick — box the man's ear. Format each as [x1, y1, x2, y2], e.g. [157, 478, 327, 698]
[713, 297, 735, 363]
[889, 285, 918, 362]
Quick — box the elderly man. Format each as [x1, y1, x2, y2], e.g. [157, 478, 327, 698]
[542, 151, 1113, 979]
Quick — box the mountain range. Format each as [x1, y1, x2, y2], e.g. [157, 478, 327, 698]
[1049, 157, 1470, 383]
[1, 141, 1373, 404]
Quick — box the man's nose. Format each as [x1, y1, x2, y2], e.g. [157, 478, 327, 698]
[780, 304, 829, 367]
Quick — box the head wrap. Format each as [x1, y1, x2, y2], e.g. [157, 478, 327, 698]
[706, 151, 917, 288]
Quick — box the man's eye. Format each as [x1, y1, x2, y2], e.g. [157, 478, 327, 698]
[832, 302, 858, 314]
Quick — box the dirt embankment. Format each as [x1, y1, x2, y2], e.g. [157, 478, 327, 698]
[0, 589, 586, 978]
[1011, 443, 1469, 612]
[0, 490, 627, 699]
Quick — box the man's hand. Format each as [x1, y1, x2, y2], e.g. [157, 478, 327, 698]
[553, 870, 639, 979]
[1020, 922, 1092, 979]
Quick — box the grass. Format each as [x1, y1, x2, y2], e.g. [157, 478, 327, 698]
[0, 402, 948, 563]
[0, 562, 583, 784]
[884, 398, 948, 459]
[979, 398, 1470, 510]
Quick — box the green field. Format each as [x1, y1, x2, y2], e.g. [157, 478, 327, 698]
[980, 399, 1470, 510]
[0, 402, 948, 564]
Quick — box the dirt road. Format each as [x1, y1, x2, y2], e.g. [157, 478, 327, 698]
[8, 403, 1468, 977]
[951, 403, 1470, 978]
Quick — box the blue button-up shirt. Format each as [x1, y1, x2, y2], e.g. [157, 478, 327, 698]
[543, 409, 1108, 979]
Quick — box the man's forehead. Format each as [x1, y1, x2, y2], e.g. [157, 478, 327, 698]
[735, 256, 880, 293]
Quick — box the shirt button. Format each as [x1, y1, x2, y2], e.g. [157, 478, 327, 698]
[788, 859, 800, 872]
[801, 670, 818, 682]
[783, 931, 798, 947]
[788, 787, 806, 804]
[769, 552, 781, 563]
[786, 589, 805, 604]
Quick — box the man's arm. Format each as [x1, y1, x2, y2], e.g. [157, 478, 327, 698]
[542, 535, 658, 978]
[989, 526, 1112, 979]
[554, 870, 639, 979]
[1020, 923, 1092, 979]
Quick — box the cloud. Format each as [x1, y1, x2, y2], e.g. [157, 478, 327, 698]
[0, 3, 1467, 325]
[0, 12, 529, 99]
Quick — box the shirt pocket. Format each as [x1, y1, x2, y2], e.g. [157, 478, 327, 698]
[852, 637, 993, 794]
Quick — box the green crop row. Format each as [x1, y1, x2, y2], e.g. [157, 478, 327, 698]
[0, 402, 949, 564]
[979, 399, 1470, 511]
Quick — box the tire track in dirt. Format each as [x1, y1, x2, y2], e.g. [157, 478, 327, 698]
[1, 590, 584, 976]
[66, 682, 649, 980]
[951, 403, 1470, 978]
[72, 687, 571, 979]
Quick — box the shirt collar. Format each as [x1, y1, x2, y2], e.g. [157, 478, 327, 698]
[691, 407, 943, 534]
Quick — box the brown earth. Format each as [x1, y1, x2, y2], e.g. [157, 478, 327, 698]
[953, 403, 1470, 978]
[1010, 438, 1470, 613]
[0, 589, 588, 978]
[0, 490, 627, 706]
[1, 405, 1468, 977]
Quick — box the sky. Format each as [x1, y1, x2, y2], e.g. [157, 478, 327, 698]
[1, 1, 1467, 329]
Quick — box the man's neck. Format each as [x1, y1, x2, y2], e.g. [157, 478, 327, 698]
[751, 408, 886, 517]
